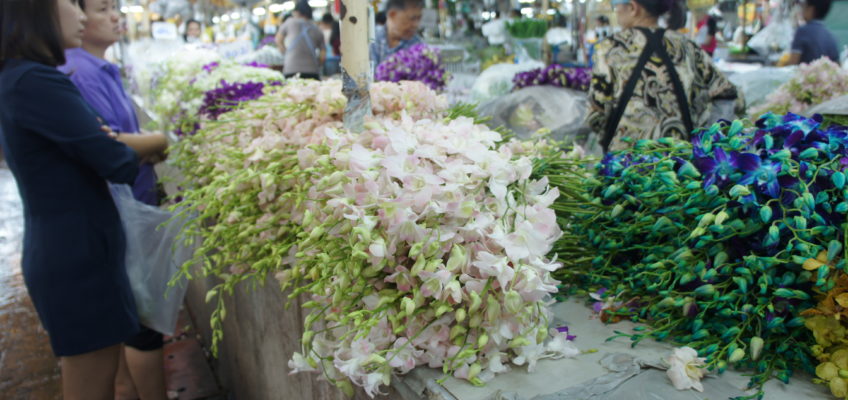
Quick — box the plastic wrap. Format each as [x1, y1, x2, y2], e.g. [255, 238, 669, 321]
[110, 184, 194, 335]
[807, 94, 848, 116]
[471, 61, 545, 104]
[726, 66, 796, 110]
[477, 86, 592, 146]
[746, 18, 795, 57]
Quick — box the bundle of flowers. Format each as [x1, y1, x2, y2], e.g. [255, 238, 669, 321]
[169, 79, 579, 397]
[751, 58, 848, 117]
[151, 58, 283, 136]
[550, 113, 848, 395]
[198, 80, 283, 121]
[804, 272, 848, 398]
[512, 65, 591, 92]
[375, 43, 449, 92]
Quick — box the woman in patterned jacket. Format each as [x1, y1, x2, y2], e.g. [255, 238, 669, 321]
[587, 0, 744, 152]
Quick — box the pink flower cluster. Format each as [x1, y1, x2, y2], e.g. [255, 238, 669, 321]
[752, 58, 848, 117]
[174, 79, 576, 397]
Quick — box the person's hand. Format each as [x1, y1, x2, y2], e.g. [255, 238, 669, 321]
[98, 118, 118, 139]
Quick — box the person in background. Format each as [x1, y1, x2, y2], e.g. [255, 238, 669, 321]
[781, 0, 839, 65]
[595, 15, 613, 40]
[375, 11, 387, 26]
[276, 0, 325, 80]
[696, 14, 718, 56]
[481, 11, 507, 45]
[183, 19, 201, 43]
[319, 12, 340, 57]
[58, 0, 170, 398]
[587, 0, 742, 152]
[0, 0, 166, 398]
[371, 0, 424, 67]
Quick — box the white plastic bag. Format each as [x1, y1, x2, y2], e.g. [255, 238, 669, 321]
[746, 19, 794, 57]
[471, 61, 545, 104]
[110, 184, 193, 335]
[477, 86, 593, 147]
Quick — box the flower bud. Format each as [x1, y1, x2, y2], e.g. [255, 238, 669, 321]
[729, 348, 745, 363]
[477, 334, 489, 348]
[468, 363, 482, 381]
[455, 307, 467, 323]
[469, 291, 482, 313]
[750, 337, 764, 361]
[486, 296, 501, 322]
[402, 297, 415, 317]
[469, 313, 483, 328]
[504, 291, 522, 314]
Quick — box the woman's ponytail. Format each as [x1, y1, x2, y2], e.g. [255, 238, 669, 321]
[666, 0, 686, 30]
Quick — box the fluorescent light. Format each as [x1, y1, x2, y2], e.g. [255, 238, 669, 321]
[128, 5, 144, 13]
[120, 6, 129, 13]
[268, 3, 285, 13]
[221, 14, 230, 22]
[546, 9, 555, 14]
[282, 1, 295, 11]
[521, 7, 533, 15]
[308, 0, 328, 7]
[230, 11, 241, 19]
[518, 0, 535, 3]
[253, 7, 266, 16]
[212, 16, 220, 23]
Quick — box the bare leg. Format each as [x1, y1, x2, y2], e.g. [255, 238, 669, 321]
[124, 346, 168, 400]
[115, 346, 140, 400]
[61, 344, 121, 400]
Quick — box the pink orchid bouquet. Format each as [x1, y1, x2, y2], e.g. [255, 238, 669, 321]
[751, 58, 848, 117]
[170, 79, 578, 397]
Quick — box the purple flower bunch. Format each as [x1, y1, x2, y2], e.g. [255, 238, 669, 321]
[198, 80, 282, 121]
[201, 61, 270, 73]
[375, 43, 449, 91]
[512, 65, 591, 92]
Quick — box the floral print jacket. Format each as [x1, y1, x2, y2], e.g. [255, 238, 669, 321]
[587, 28, 744, 151]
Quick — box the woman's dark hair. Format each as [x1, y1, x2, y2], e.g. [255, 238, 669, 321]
[294, 0, 312, 18]
[183, 19, 201, 42]
[375, 11, 387, 25]
[808, 0, 833, 20]
[0, 0, 68, 68]
[321, 12, 334, 25]
[634, 0, 686, 30]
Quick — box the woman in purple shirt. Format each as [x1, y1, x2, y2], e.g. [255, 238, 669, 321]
[59, 0, 168, 398]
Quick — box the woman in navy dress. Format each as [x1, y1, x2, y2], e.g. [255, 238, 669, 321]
[60, 0, 170, 397]
[0, 0, 166, 398]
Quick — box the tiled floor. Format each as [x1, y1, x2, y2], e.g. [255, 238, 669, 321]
[0, 166, 225, 400]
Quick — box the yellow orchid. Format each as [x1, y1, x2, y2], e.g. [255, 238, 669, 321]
[803, 250, 831, 271]
[802, 273, 848, 321]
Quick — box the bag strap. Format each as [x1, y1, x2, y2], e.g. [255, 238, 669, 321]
[296, 23, 319, 64]
[601, 28, 661, 152]
[655, 34, 695, 138]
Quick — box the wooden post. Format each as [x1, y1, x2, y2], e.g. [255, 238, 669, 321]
[339, 0, 372, 133]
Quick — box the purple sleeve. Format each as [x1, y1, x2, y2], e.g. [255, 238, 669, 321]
[68, 74, 121, 132]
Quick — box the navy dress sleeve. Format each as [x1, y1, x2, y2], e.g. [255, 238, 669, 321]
[12, 66, 139, 184]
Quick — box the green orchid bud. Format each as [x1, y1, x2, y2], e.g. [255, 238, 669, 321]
[425, 259, 443, 273]
[469, 313, 482, 328]
[468, 363, 482, 381]
[729, 185, 750, 198]
[425, 241, 441, 258]
[695, 284, 716, 297]
[715, 211, 729, 226]
[408, 242, 424, 259]
[478, 334, 489, 348]
[302, 330, 315, 345]
[446, 245, 467, 272]
[750, 336, 764, 361]
[611, 204, 624, 218]
[411, 256, 427, 276]
[504, 291, 522, 314]
[450, 325, 468, 340]
[402, 297, 415, 317]
[436, 304, 453, 317]
[302, 210, 314, 226]
[729, 348, 745, 363]
[469, 291, 483, 313]
[509, 336, 531, 348]
[698, 213, 715, 228]
[799, 147, 819, 159]
[486, 296, 501, 322]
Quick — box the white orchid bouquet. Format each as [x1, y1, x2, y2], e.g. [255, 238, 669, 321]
[169, 79, 579, 397]
[150, 55, 282, 136]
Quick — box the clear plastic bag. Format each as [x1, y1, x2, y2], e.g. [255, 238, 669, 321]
[109, 184, 194, 335]
[471, 61, 545, 104]
[746, 18, 795, 57]
[477, 85, 592, 146]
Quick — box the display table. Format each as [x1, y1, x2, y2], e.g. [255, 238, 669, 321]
[157, 163, 831, 400]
